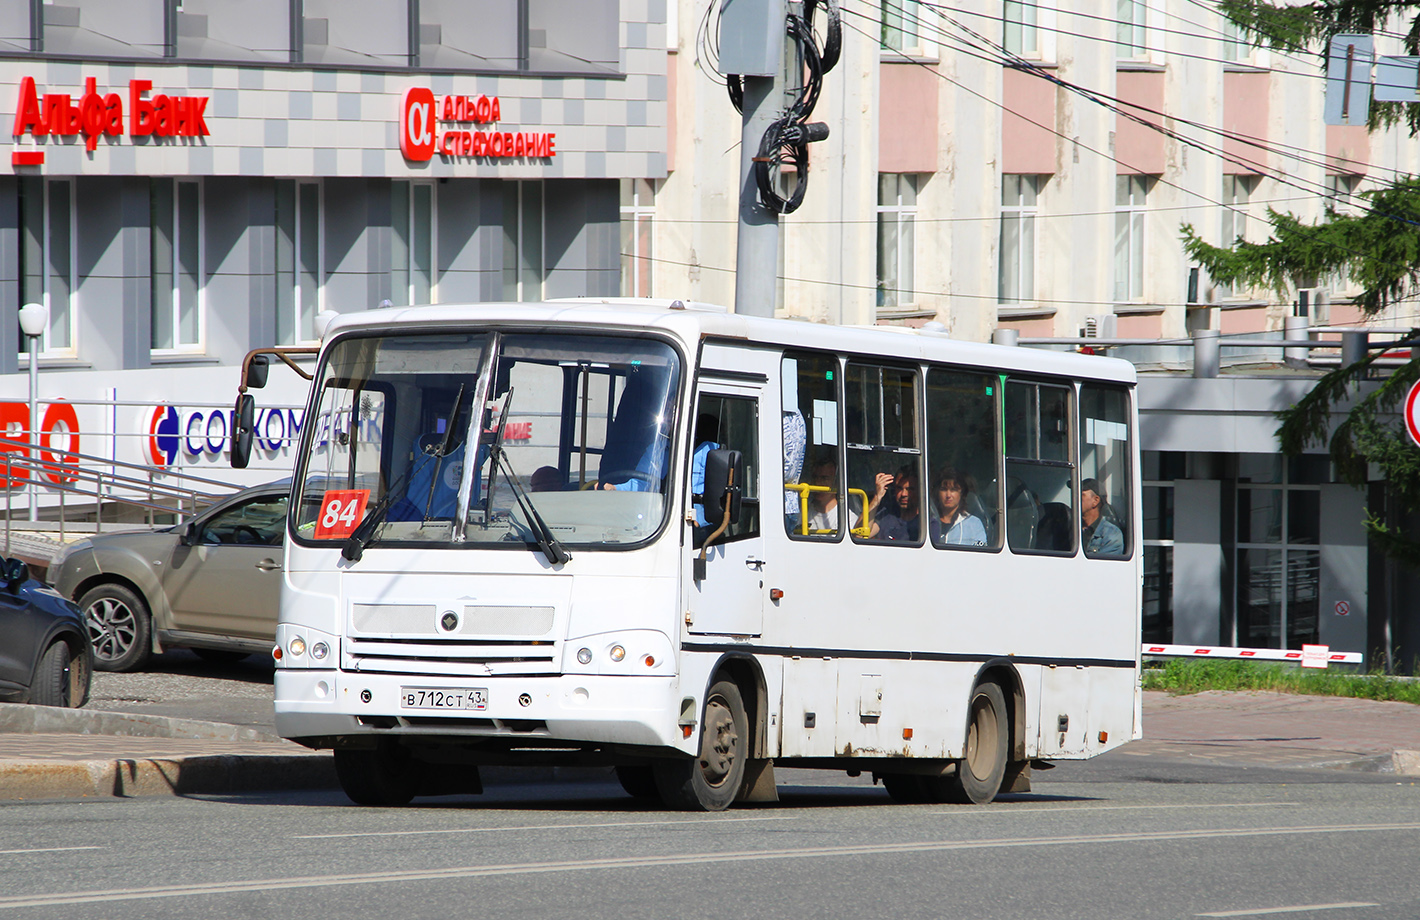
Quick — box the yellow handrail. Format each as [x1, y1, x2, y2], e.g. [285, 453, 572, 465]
[783, 482, 872, 537]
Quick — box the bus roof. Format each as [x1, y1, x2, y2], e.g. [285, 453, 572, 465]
[322, 299, 1137, 386]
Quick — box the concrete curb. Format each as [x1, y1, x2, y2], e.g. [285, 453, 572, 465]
[0, 753, 337, 801]
[0, 702, 285, 743]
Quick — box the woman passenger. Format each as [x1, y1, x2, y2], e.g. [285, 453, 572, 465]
[929, 466, 988, 547]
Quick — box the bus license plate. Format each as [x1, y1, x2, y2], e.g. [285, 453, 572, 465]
[400, 687, 488, 711]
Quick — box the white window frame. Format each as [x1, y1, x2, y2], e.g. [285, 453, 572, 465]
[876, 173, 919, 310]
[1115, 0, 1147, 60]
[1114, 175, 1149, 303]
[392, 179, 437, 307]
[504, 180, 545, 303]
[19, 178, 77, 358]
[1003, 0, 1038, 57]
[999, 174, 1041, 306]
[881, 0, 935, 58]
[285, 179, 324, 345]
[1217, 174, 1256, 300]
[151, 178, 206, 356]
[620, 178, 656, 298]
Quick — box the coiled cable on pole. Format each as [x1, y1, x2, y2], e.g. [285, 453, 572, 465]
[739, 0, 839, 214]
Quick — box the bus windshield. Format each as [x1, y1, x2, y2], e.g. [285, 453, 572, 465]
[292, 330, 681, 552]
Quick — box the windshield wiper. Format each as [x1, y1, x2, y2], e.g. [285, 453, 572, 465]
[342, 385, 466, 563]
[482, 385, 513, 518]
[494, 448, 570, 566]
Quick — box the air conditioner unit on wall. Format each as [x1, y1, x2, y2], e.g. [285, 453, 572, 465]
[1083, 314, 1118, 338]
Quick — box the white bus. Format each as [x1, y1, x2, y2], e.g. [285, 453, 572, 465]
[260, 299, 1141, 811]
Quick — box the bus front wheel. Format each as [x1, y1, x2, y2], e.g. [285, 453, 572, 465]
[931, 681, 1008, 805]
[653, 679, 747, 811]
[334, 740, 420, 806]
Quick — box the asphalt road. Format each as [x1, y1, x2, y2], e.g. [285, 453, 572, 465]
[1, 772, 1418, 920]
[88, 649, 278, 731]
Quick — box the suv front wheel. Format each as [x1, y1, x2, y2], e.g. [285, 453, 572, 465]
[81, 583, 152, 672]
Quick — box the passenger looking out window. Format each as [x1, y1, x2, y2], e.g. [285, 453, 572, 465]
[930, 467, 988, 547]
[1081, 477, 1124, 556]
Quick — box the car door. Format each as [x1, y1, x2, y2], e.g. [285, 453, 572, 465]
[162, 493, 287, 640]
[0, 582, 39, 692]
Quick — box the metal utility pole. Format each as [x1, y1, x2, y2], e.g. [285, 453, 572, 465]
[719, 0, 838, 318]
[734, 71, 782, 319]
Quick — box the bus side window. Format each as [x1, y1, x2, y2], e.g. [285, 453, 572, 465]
[691, 394, 759, 548]
[1080, 385, 1131, 558]
[783, 350, 840, 539]
[1004, 379, 1076, 555]
[845, 362, 921, 545]
[925, 368, 1000, 550]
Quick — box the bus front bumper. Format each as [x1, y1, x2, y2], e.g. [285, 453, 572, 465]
[273, 670, 684, 750]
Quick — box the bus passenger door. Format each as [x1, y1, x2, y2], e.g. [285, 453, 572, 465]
[687, 384, 765, 637]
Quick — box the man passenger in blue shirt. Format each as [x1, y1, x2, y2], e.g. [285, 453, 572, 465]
[1081, 477, 1124, 556]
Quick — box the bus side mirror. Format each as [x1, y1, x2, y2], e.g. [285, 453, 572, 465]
[703, 448, 743, 526]
[246, 353, 271, 389]
[232, 394, 256, 469]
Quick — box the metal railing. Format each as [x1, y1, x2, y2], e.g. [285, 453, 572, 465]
[0, 433, 246, 546]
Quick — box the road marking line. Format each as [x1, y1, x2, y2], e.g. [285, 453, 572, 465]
[293, 815, 799, 840]
[2, 823, 1417, 909]
[0, 847, 104, 856]
[939, 803, 1302, 815]
[1197, 903, 1380, 917]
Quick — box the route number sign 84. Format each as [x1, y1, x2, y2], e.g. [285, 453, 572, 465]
[314, 489, 370, 540]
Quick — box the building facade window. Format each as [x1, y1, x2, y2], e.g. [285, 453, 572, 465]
[503, 180, 544, 302]
[392, 180, 435, 307]
[1003, 0, 1038, 55]
[1217, 174, 1255, 299]
[1114, 175, 1149, 302]
[620, 178, 656, 298]
[18, 177, 74, 355]
[881, 0, 928, 55]
[999, 174, 1040, 305]
[151, 178, 203, 353]
[876, 173, 918, 309]
[1142, 450, 1185, 644]
[275, 179, 322, 345]
[1234, 454, 1325, 650]
[1116, 0, 1146, 58]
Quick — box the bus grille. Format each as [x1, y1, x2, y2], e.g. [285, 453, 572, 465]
[343, 637, 560, 677]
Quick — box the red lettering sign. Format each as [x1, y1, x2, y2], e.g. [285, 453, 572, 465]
[400, 87, 437, 162]
[9, 77, 208, 150]
[313, 489, 370, 540]
[400, 89, 554, 162]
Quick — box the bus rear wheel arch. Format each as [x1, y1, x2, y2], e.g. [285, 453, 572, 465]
[653, 678, 748, 811]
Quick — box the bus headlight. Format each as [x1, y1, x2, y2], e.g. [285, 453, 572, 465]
[563, 630, 673, 675]
[275, 624, 338, 670]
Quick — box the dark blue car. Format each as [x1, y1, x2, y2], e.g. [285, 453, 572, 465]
[0, 558, 91, 707]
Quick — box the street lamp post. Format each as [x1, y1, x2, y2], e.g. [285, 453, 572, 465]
[18, 302, 47, 523]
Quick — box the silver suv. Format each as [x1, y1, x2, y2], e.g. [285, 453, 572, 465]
[49, 483, 288, 671]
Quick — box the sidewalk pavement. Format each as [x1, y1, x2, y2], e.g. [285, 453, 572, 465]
[4, 689, 1420, 801]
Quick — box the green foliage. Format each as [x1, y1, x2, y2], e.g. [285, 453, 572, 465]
[1142, 657, 1420, 703]
[1218, 0, 1420, 133]
[1182, 179, 1420, 317]
[1191, 2, 1420, 573]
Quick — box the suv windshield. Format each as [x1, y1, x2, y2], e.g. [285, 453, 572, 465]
[293, 330, 681, 551]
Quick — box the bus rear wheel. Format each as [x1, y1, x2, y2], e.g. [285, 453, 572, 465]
[929, 681, 1008, 805]
[334, 740, 420, 807]
[653, 679, 747, 811]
